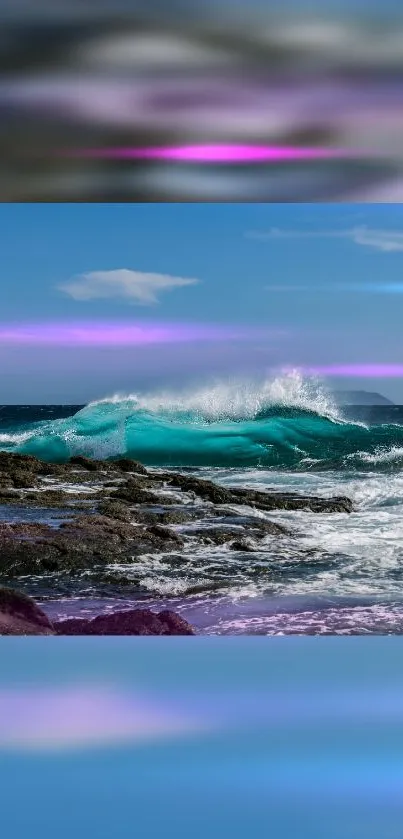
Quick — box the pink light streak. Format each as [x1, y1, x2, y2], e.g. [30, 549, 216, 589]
[68, 144, 353, 164]
[0, 687, 207, 751]
[0, 322, 273, 346]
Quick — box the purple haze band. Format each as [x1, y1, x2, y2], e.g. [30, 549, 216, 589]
[303, 365, 403, 378]
[67, 144, 354, 163]
[0, 322, 276, 346]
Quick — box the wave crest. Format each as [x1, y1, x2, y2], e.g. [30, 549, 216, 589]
[90, 370, 341, 423]
[0, 373, 401, 471]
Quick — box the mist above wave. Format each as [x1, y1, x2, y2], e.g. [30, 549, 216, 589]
[1, 372, 402, 470]
[88, 370, 341, 423]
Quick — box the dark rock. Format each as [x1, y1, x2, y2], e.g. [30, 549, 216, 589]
[24, 489, 95, 507]
[68, 455, 148, 476]
[0, 586, 55, 635]
[0, 452, 42, 474]
[69, 455, 104, 471]
[158, 508, 203, 524]
[0, 521, 54, 539]
[229, 539, 258, 552]
[112, 458, 148, 475]
[0, 512, 185, 576]
[38, 462, 71, 477]
[145, 524, 184, 546]
[113, 479, 160, 504]
[0, 458, 40, 489]
[242, 516, 289, 536]
[159, 473, 234, 505]
[157, 472, 352, 514]
[229, 487, 353, 514]
[0, 489, 22, 501]
[98, 500, 133, 522]
[10, 470, 39, 489]
[133, 508, 203, 526]
[52, 470, 106, 483]
[55, 608, 194, 635]
[191, 527, 243, 546]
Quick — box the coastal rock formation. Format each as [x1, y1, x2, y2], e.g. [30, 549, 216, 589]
[0, 586, 195, 635]
[156, 471, 353, 514]
[0, 586, 55, 635]
[0, 451, 353, 516]
[0, 514, 184, 576]
[55, 608, 195, 636]
[0, 454, 353, 587]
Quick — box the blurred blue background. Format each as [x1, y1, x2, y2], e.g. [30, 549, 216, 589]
[1, 639, 403, 839]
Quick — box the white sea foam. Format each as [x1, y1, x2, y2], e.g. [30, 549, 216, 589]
[0, 431, 35, 445]
[352, 446, 403, 465]
[88, 369, 343, 423]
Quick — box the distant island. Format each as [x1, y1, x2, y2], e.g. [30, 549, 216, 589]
[332, 390, 394, 406]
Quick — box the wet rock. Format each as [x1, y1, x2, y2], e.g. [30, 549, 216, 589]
[10, 470, 40, 489]
[0, 586, 55, 635]
[0, 458, 40, 489]
[0, 452, 42, 474]
[134, 508, 203, 526]
[113, 479, 161, 505]
[225, 515, 289, 537]
[159, 473, 234, 505]
[157, 472, 352, 514]
[0, 489, 22, 501]
[229, 487, 353, 514]
[190, 516, 287, 543]
[229, 539, 258, 552]
[55, 608, 194, 635]
[191, 527, 243, 546]
[0, 512, 185, 576]
[27, 488, 92, 503]
[145, 524, 184, 546]
[69, 455, 106, 472]
[98, 500, 133, 522]
[0, 521, 54, 539]
[112, 458, 148, 475]
[38, 462, 71, 477]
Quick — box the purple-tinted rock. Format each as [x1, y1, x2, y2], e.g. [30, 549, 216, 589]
[55, 607, 195, 636]
[0, 586, 55, 635]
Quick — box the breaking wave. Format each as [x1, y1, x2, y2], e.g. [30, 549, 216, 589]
[1, 373, 402, 471]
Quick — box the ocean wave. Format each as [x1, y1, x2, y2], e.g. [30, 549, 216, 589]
[0, 431, 36, 445]
[0, 373, 402, 471]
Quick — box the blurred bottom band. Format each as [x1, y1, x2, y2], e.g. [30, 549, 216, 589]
[0, 640, 402, 839]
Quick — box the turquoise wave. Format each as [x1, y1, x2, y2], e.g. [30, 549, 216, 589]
[1, 397, 403, 471]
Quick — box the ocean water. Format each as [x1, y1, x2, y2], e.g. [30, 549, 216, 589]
[1, 374, 403, 635]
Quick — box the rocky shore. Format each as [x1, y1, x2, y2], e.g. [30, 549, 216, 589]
[0, 451, 353, 635]
[0, 586, 195, 635]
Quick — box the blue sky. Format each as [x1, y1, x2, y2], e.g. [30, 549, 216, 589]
[1, 202, 403, 403]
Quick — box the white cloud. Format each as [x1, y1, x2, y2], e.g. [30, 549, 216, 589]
[247, 226, 403, 252]
[351, 228, 403, 252]
[58, 268, 199, 305]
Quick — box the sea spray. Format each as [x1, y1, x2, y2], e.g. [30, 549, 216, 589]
[1, 372, 403, 471]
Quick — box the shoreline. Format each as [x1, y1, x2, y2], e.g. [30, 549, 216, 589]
[0, 451, 353, 635]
